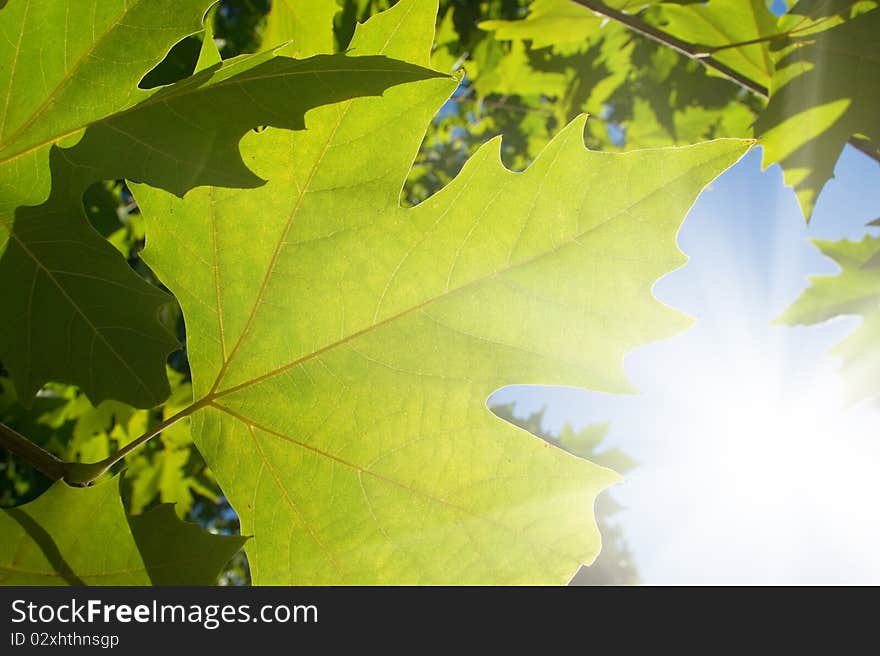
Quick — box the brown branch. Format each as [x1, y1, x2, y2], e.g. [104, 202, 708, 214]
[570, 0, 880, 165]
[570, 0, 769, 98]
[848, 136, 880, 166]
[0, 421, 68, 482]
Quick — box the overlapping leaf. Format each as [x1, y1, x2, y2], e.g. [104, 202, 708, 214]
[133, 0, 751, 584]
[0, 0, 213, 408]
[755, 4, 880, 219]
[479, 0, 608, 48]
[0, 478, 244, 585]
[0, 0, 445, 408]
[479, 0, 654, 48]
[779, 236, 880, 403]
[656, 0, 779, 89]
[262, 0, 339, 56]
[0, 0, 214, 160]
[474, 1, 758, 165]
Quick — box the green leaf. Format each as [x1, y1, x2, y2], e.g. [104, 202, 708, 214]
[479, 0, 607, 49]
[0, 478, 244, 585]
[778, 236, 880, 403]
[263, 0, 340, 56]
[624, 97, 755, 148]
[559, 420, 609, 454]
[133, 0, 751, 584]
[0, 0, 215, 161]
[0, 0, 447, 408]
[127, 503, 243, 585]
[474, 40, 568, 98]
[754, 6, 880, 219]
[479, 0, 655, 49]
[195, 8, 222, 72]
[656, 0, 779, 89]
[0, 0, 214, 408]
[0, 181, 180, 408]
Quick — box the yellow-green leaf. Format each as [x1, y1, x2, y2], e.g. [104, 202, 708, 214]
[479, 0, 607, 49]
[479, 0, 654, 49]
[133, 0, 752, 584]
[657, 0, 779, 89]
[263, 0, 339, 56]
[779, 236, 880, 403]
[0, 0, 446, 408]
[755, 6, 880, 219]
[0, 478, 244, 585]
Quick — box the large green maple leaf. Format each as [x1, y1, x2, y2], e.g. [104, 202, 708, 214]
[132, 0, 751, 584]
[0, 478, 244, 585]
[779, 236, 880, 404]
[0, 0, 444, 408]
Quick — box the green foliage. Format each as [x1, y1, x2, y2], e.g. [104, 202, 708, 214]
[1, 0, 873, 587]
[657, 0, 779, 88]
[0, 369, 220, 517]
[0, 477, 243, 585]
[131, 0, 747, 584]
[779, 236, 880, 404]
[475, 0, 878, 220]
[491, 402, 639, 584]
[479, 0, 609, 48]
[0, 0, 442, 409]
[453, 0, 759, 179]
[755, 3, 880, 217]
[263, 0, 339, 55]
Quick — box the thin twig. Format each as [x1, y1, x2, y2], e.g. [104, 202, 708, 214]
[708, 32, 787, 54]
[570, 0, 880, 165]
[848, 136, 880, 166]
[570, 0, 769, 98]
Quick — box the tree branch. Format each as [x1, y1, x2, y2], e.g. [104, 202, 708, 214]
[570, 0, 880, 165]
[0, 421, 68, 481]
[848, 136, 880, 166]
[570, 0, 769, 98]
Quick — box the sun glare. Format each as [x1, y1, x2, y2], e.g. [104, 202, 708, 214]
[644, 325, 880, 583]
[493, 148, 880, 583]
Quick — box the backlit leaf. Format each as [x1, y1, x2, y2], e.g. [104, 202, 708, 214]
[755, 5, 880, 219]
[0, 478, 244, 585]
[779, 236, 880, 403]
[0, 0, 445, 408]
[656, 0, 779, 89]
[133, 0, 752, 584]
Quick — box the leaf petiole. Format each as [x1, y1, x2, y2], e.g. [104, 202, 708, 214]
[0, 397, 209, 487]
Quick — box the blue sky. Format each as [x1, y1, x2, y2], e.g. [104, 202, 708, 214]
[491, 145, 880, 584]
